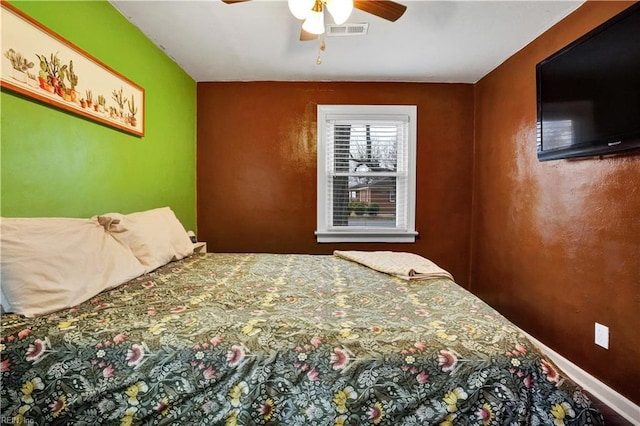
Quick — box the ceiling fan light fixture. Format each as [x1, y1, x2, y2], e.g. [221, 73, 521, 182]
[301, 0, 325, 35]
[325, 0, 353, 25]
[288, 0, 315, 20]
[302, 10, 325, 35]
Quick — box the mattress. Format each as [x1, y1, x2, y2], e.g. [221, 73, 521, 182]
[0, 253, 603, 425]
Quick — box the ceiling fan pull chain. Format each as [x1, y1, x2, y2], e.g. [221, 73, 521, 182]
[316, 35, 327, 65]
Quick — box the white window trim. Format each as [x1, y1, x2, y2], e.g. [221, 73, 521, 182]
[315, 105, 418, 243]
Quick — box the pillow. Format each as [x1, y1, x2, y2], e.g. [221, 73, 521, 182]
[0, 217, 145, 317]
[96, 207, 193, 273]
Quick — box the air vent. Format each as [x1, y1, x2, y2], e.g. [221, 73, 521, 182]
[326, 23, 369, 37]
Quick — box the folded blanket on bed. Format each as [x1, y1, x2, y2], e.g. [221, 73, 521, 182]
[333, 250, 454, 281]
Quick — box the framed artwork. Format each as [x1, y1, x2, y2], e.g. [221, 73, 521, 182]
[1, 1, 145, 137]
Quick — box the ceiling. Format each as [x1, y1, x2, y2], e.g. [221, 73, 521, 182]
[110, 0, 584, 83]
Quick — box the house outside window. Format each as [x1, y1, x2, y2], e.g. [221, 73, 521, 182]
[316, 105, 417, 243]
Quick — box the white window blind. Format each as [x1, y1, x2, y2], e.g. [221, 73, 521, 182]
[316, 105, 417, 243]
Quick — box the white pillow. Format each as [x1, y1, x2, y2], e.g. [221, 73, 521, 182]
[0, 217, 145, 317]
[97, 207, 193, 273]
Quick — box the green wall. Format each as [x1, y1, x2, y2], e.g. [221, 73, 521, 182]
[1, 1, 196, 230]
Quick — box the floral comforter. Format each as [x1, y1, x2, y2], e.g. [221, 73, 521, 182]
[1, 253, 603, 425]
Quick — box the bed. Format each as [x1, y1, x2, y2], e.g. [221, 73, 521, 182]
[1, 244, 604, 424]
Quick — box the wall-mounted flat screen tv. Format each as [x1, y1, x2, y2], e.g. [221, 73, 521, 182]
[536, 2, 640, 161]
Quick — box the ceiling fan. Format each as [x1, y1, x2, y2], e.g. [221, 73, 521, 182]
[221, 0, 407, 41]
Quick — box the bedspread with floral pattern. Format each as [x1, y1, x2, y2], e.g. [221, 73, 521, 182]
[0, 253, 603, 425]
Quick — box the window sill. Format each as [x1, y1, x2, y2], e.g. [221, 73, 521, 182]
[315, 230, 418, 243]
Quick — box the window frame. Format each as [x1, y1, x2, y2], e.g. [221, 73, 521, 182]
[315, 104, 418, 243]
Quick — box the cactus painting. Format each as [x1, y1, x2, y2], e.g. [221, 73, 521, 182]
[1, 1, 144, 136]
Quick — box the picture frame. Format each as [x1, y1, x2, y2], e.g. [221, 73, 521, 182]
[1, 1, 145, 137]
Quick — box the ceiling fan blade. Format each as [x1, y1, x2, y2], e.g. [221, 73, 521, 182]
[353, 0, 407, 22]
[221, 0, 252, 4]
[300, 28, 319, 41]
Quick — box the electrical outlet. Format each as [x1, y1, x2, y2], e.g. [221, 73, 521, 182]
[595, 323, 609, 349]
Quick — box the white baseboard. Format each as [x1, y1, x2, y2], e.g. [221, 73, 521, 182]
[523, 332, 640, 425]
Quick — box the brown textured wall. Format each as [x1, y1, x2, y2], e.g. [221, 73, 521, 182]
[472, 1, 640, 403]
[197, 82, 474, 286]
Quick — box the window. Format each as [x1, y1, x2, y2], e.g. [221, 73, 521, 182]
[316, 105, 417, 243]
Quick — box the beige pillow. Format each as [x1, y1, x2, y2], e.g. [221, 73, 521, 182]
[0, 217, 145, 317]
[97, 207, 193, 273]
